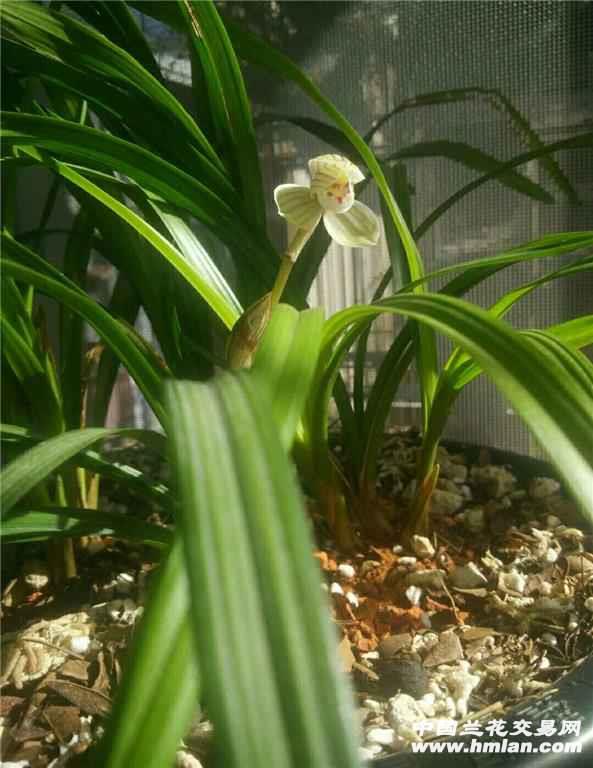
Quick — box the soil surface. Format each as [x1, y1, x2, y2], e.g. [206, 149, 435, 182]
[329, 431, 593, 759]
[1, 434, 592, 766]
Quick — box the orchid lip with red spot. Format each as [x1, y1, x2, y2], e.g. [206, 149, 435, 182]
[274, 154, 380, 247]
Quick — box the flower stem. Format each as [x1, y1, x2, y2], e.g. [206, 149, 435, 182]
[270, 255, 293, 306]
[228, 226, 316, 368]
[270, 226, 314, 307]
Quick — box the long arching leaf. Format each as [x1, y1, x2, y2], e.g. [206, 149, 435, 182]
[1, 112, 277, 289]
[365, 86, 579, 203]
[386, 140, 553, 202]
[257, 114, 553, 203]
[1, 424, 170, 505]
[62, 0, 162, 80]
[309, 294, 593, 518]
[359, 233, 593, 490]
[98, 298, 327, 767]
[1, 234, 166, 423]
[2, 507, 172, 546]
[368, 135, 593, 303]
[1, 426, 166, 517]
[179, 0, 267, 234]
[1, 0, 223, 175]
[53, 160, 240, 330]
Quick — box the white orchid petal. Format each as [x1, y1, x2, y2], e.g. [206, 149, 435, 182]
[308, 154, 365, 186]
[273, 184, 322, 230]
[323, 201, 380, 247]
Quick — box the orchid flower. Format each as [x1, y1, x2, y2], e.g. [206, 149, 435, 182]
[230, 156, 380, 369]
[274, 154, 380, 248]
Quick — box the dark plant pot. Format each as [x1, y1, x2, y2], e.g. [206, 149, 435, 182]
[442, 440, 574, 492]
[373, 654, 593, 767]
[373, 445, 593, 767]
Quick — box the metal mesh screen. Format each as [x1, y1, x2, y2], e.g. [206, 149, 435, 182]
[247, 0, 593, 454]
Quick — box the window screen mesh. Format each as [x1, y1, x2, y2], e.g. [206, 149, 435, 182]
[239, 0, 593, 455]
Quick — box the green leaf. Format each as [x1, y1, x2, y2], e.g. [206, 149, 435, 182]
[349, 231, 593, 501]
[60, 207, 95, 430]
[386, 140, 553, 203]
[1, 0, 223, 175]
[99, 540, 200, 768]
[403, 231, 593, 294]
[358, 329, 416, 493]
[1, 424, 170, 506]
[251, 304, 324, 450]
[440, 314, 593, 407]
[522, 328, 593, 398]
[62, 0, 162, 80]
[318, 294, 593, 518]
[98, 306, 325, 768]
[1, 112, 276, 288]
[152, 204, 243, 320]
[420, 315, 593, 494]
[379, 163, 414, 292]
[3, 32, 204, 181]
[354, 162, 414, 444]
[1, 279, 65, 436]
[284, 224, 332, 309]
[363, 232, 593, 471]
[179, 0, 267, 234]
[144, 203, 243, 376]
[489, 255, 593, 320]
[365, 86, 580, 203]
[438, 255, 593, 398]
[66, 176, 202, 379]
[1, 425, 165, 517]
[2, 506, 172, 546]
[420, 318, 593, 474]
[1, 274, 36, 348]
[542, 315, 593, 350]
[0, 313, 64, 437]
[259, 115, 553, 203]
[368, 136, 593, 303]
[415, 134, 592, 241]
[167, 375, 361, 768]
[1, 311, 44, 382]
[1, 249, 166, 425]
[396, 255, 593, 492]
[53, 160, 241, 330]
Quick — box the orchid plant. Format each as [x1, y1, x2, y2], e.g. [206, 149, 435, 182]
[230, 149, 593, 548]
[1, 2, 592, 768]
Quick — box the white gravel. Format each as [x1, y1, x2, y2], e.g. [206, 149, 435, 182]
[338, 563, 356, 579]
